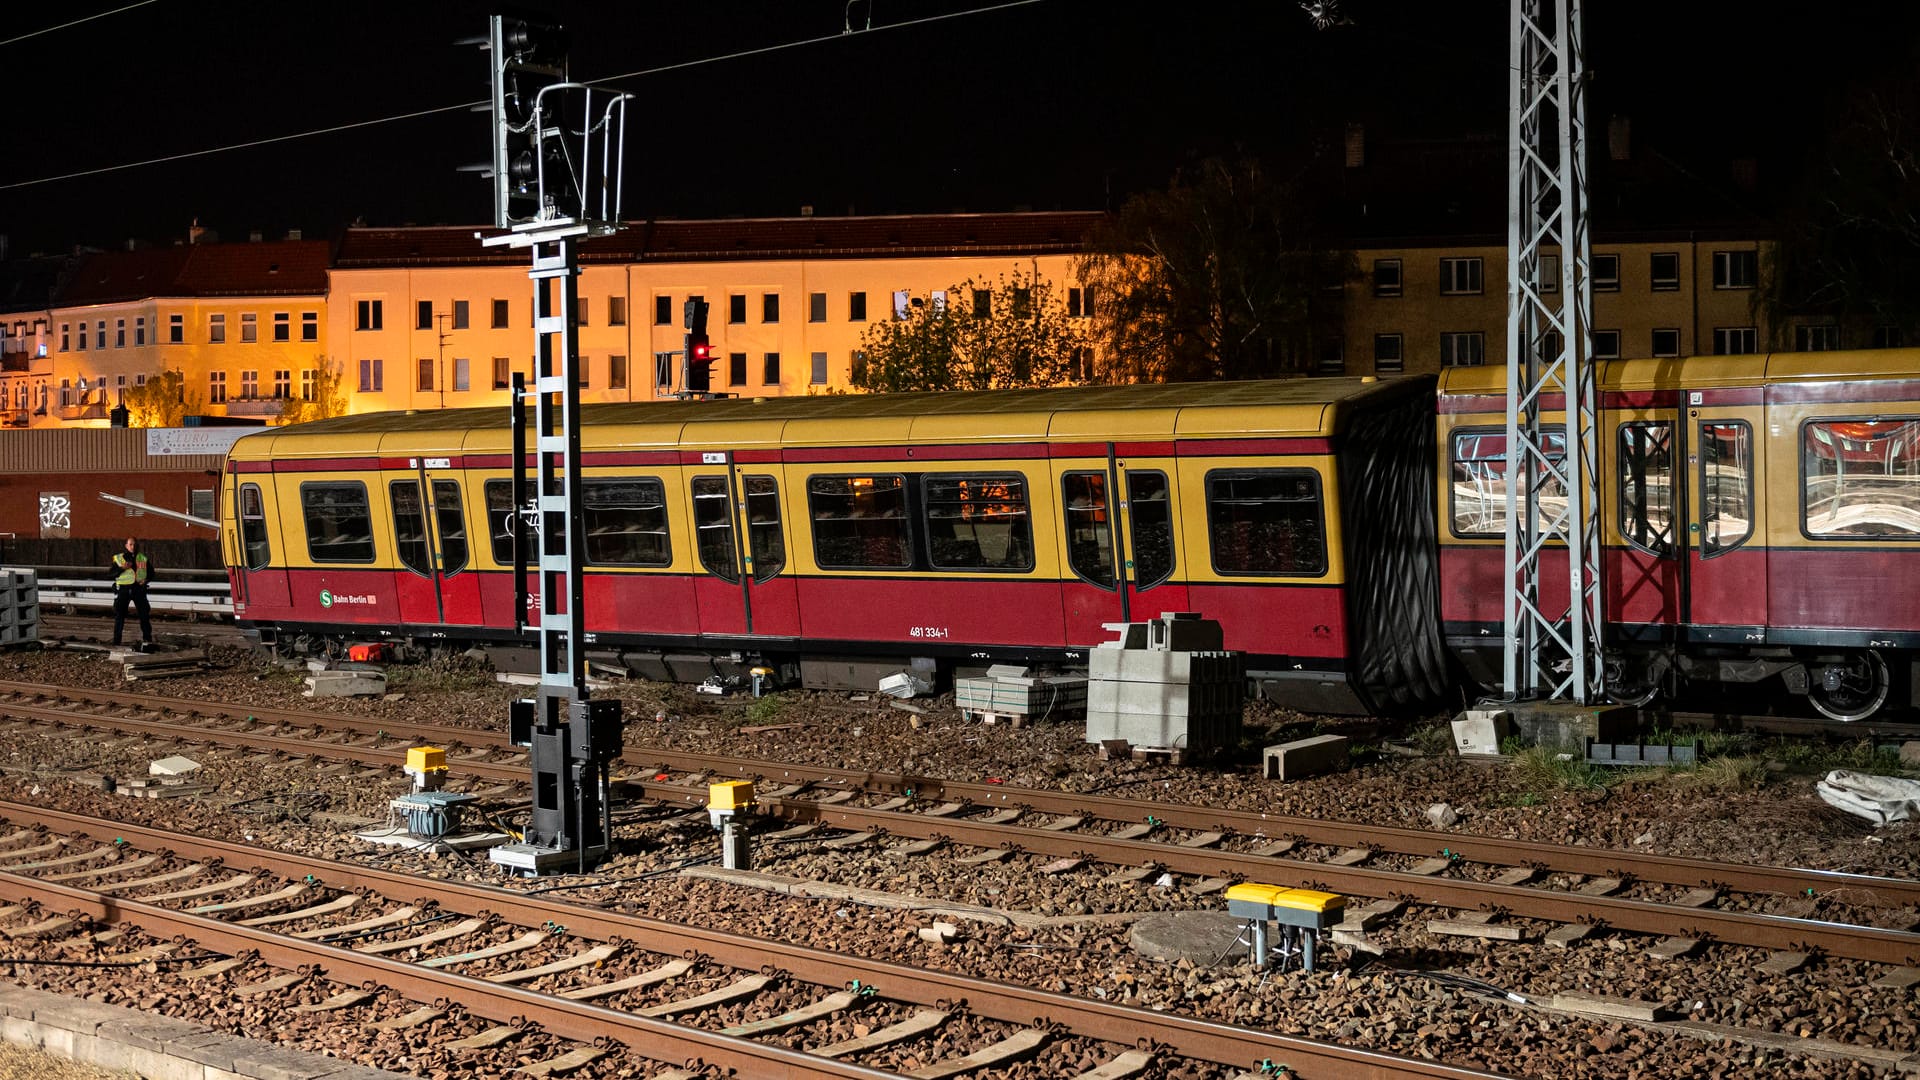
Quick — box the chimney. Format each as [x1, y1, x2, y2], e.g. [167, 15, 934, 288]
[286, 228, 303, 240]
[188, 220, 208, 245]
[1344, 122, 1365, 168]
[1607, 115, 1631, 161]
[1730, 157, 1758, 190]
[249, 229, 263, 243]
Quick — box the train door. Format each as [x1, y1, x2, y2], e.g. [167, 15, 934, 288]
[688, 455, 799, 640]
[229, 474, 289, 616]
[1685, 400, 1768, 638]
[1118, 460, 1188, 616]
[388, 462, 477, 630]
[1609, 410, 1684, 632]
[1056, 456, 1124, 647]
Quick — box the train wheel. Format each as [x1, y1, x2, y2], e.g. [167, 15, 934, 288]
[1807, 650, 1891, 723]
[1604, 652, 1663, 708]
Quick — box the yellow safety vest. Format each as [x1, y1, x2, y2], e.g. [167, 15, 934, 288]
[114, 552, 148, 587]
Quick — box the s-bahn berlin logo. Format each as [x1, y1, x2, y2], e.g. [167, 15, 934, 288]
[318, 590, 375, 609]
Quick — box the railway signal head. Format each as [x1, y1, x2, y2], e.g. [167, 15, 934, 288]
[487, 14, 570, 227]
[686, 334, 715, 393]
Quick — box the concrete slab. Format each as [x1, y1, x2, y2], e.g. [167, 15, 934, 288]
[1489, 698, 1637, 748]
[1129, 910, 1251, 967]
[1262, 735, 1350, 781]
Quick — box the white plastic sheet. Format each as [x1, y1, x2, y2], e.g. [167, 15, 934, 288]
[1815, 770, 1920, 826]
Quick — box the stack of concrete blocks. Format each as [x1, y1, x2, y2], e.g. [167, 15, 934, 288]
[1085, 613, 1244, 759]
[0, 569, 38, 645]
[304, 659, 387, 697]
[955, 664, 1089, 722]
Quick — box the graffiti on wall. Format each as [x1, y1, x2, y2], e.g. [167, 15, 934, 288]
[38, 492, 70, 538]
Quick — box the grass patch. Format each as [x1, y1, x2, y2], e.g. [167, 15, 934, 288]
[1507, 744, 1612, 795]
[1407, 722, 1454, 756]
[1770, 738, 1901, 775]
[744, 693, 786, 725]
[384, 650, 495, 694]
[1682, 755, 1770, 792]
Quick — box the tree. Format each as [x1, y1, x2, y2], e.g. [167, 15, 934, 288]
[851, 269, 1088, 393]
[1760, 77, 1920, 344]
[120, 368, 197, 428]
[279, 359, 348, 424]
[1076, 157, 1355, 382]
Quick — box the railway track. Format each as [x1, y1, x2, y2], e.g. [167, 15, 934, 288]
[0, 801, 1511, 1080]
[4, 680, 1917, 968]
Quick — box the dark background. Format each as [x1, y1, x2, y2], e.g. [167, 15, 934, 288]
[3, 1, 1913, 256]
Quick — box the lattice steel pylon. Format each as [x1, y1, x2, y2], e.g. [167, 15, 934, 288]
[1504, 0, 1602, 702]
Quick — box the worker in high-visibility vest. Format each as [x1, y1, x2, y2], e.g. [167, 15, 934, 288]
[110, 536, 153, 650]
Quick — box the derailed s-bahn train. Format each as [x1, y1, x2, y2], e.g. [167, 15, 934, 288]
[219, 349, 1920, 721]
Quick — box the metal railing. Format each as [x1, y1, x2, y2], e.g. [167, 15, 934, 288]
[14, 574, 232, 619]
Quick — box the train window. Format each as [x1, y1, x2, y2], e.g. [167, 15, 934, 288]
[690, 476, 739, 583]
[923, 474, 1033, 572]
[432, 480, 468, 575]
[1617, 422, 1674, 557]
[1802, 418, 1920, 539]
[390, 481, 432, 576]
[1205, 469, 1327, 576]
[239, 483, 270, 572]
[484, 480, 520, 566]
[744, 475, 785, 582]
[1062, 472, 1116, 589]
[1450, 428, 1566, 538]
[808, 475, 910, 569]
[301, 481, 375, 563]
[1127, 471, 1176, 589]
[584, 478, 671, 567]
[1700, 421, 1754, 555]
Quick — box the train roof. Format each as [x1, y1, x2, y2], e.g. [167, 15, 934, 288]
[1438, 349, 1920, 395]
[229, 375, 1433, 460]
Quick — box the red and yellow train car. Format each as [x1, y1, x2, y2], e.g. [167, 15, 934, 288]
[221, 378, 1450, 714]
[1438, 351, 1920, 720]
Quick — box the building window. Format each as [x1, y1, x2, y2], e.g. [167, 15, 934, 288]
[808, 475, 911, 569]
[358, 358, 384, 392]
[1593, 329, 1621, 360]
[301, 481, 376, 563]
[97, 320, 106, 348]
[240, 313, 258, 343]
[763, 352, 781, 384]
[301, 369, 316, 401]
[233, 369, 254, 398]
[608, 296, 627, 327]
[972, 289, 992, 318]
[1373, 333, 1403, 374]
[417, 358, 434, 392]
[492, 299, 510, 328]
[416, 300, 433, 330]
[453, 358, 470, 392]
[759, 293, 778, 323]
[114, 319, 126, 348]
[1651, 328, 1681, 357]
[451, 300, 469, 330]
[1316, 340, 1344, 374]
[1713, 249, 1757, 290]
[811, 351, 828, 385]
[301, 311, 318, 341]
[893, 289, 911, 319]
[1873, 326, 1904, 349]
[209, 314, 226, 344]
[609, 354, 627, 390]
[356, 299, 383, 331]
[1593, 253, 1619, 292]
[1795, 324, 1841, 352]
[272, 312, 290, 341]
[923, 474, 1034, 571]
[575, 297, 588, 326]
[1713, 326, 1758, 355]
[1539, 254, 1559, 294]
[272, 369, 290, 398]
[166, 315, 181, 344]
[1373, 259, 1402, 298]
[492, 357, 511, 390]
[1204, 469, 1326, 576]
[1440, 331, 1486, 367]
[728, 352, 747, 387]
[60, 324, 69, 351]
[134, 317, 146, 346]
[728, 294, 747, 324]
[1650, 252, 1680, 291]
[575, 356, 590, 389]
[1803, 418, 1920, 539]
[655, 295, 672, 325]
[1440, 257, 1483, 295]
[849, 291, 868, 322]
[809, 293, 827, 323]
[208, 371, 227, 404]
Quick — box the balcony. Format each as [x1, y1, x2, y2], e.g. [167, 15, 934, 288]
[0, 409, 27, 428]
[58, 401, 109, 422]
[220, 395, 290, 418]
[0, 354, 50, 374]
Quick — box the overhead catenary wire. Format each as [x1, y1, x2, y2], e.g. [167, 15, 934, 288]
[0, 0, 1046, 193]
[0, 1, 162, 49]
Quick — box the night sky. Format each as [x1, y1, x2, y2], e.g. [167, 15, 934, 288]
[3, 1, 1913, 257]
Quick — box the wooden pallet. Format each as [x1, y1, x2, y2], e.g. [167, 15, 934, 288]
[1095, 739, 1190, 765]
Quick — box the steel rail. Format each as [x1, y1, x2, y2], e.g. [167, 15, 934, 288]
[0, 802, 1514, 1080]
[0, 870, 903, 1080]
[6, 696, 1918, 964]
[8, 679, 1916, 910]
